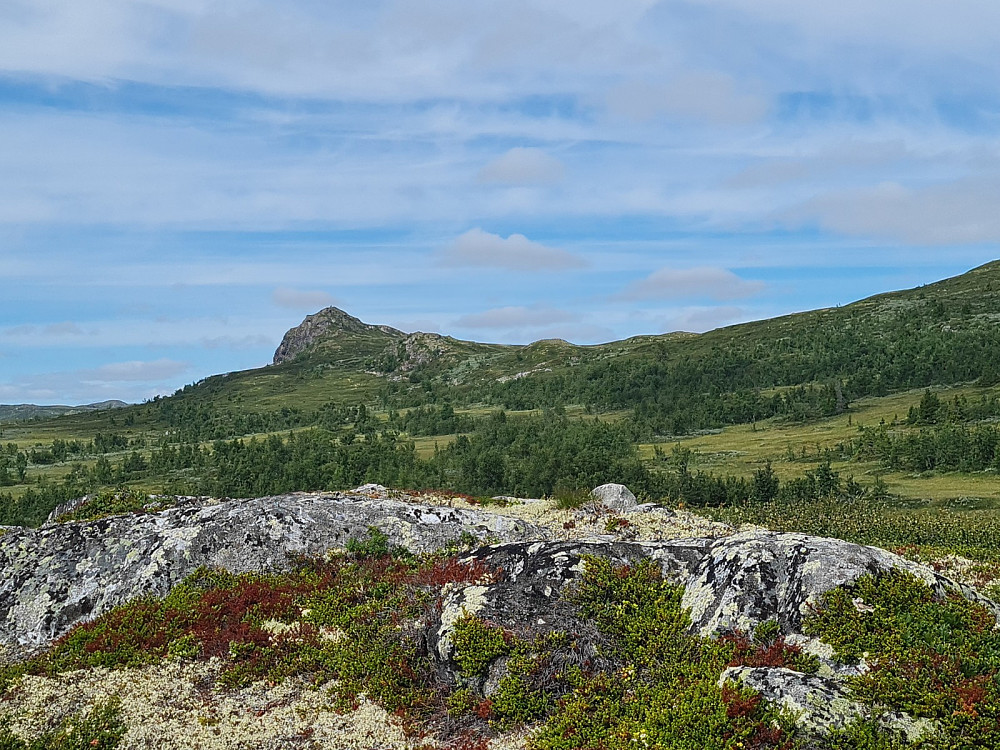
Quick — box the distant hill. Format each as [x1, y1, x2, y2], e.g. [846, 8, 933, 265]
[225, 259, 1000, 431]
[10, 260, 999, 437]
[8, 259, 1000, 529]
[0, 400, 127, 424]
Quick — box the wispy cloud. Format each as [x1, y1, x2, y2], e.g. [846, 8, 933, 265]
[3, 0, 1000, 403]
[783, 178, 1000, 245]
[83, 359, 189, 383]
[0, 359, 190, 405]
[456, 305, 577, 329]
[606, 73, 769, 125]
[478, 147, 565, 185]
[618, 267, 766, 302]
[272, 286, 338, 311]
[439, 228, 586, 271]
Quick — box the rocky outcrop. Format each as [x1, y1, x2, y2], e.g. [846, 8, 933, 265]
[429, 532, 1000, 676]
[0, 491, 545, 656]
[720, 667, 935, 741]
[3, 487, 999, 744]
[681, 529, 1000, 637]
[272, 307, 403, 364]
[5, 495, 997, 666]
[392, 332, 451, 372]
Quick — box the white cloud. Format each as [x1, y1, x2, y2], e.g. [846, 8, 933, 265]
[83, 359, 189, 382]
[440, 228, 586, 271]
[272, 286, 338, 311]
[478, 147, 565, 185]
[659, 306, 748, 333]
[783, 177, 1000, 245]
[607, 73, 769, 125]
[456, 305, 576, 328]
[619, 267, 766, 301]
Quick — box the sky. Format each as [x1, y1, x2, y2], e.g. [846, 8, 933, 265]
[3, 1, 1000, 405]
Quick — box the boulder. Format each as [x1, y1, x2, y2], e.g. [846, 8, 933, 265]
[3, 491, 999, 743]
[681, 530, 1000, 638]
[590, 483, 638, 512]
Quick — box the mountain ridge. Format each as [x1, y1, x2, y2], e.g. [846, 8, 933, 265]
[0, 400, 127, 424]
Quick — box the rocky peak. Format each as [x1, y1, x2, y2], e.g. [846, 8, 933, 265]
[272, 307, 404, 365]
[393, 332, 451, 372]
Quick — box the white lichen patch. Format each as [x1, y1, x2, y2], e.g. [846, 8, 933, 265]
[0, 659, 417, 750]
[406, 492, 734, 543]
[436, 585, 489, 661]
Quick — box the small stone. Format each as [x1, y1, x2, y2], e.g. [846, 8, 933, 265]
[591, 483, 638, 512]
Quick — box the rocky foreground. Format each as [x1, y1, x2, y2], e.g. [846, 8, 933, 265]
[1, 485, 998, 749]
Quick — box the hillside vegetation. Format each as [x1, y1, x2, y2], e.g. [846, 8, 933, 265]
[5, 261, 1000, 566]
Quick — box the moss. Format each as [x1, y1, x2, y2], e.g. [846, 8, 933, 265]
[0, 553, 498, 730]
[524, 557, 797, 750]
[344, 526, 408, 560]
[447, 687, 479, 717]
[488, 648, 552, 728]
[439, 558, 796, 749]
[819, 719, 916, 749]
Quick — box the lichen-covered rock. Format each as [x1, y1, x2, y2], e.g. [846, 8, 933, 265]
[681, 530, 1000, 638]
[431, 537, 715, 682]
[720, 666, 935, 741]
[4, 491, 1000, 745]
[590, 483, 637, 512]
[0, 492, 545, 658]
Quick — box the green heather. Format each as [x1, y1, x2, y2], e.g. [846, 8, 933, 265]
[8, 550, 993, 748]
[0, 698, 125, 750]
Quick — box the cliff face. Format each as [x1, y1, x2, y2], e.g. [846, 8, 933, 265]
[1, 487, 997, 748]
[271, 307, 404, 365]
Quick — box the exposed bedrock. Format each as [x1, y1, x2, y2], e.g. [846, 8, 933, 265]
[3, 492, 999, 742]
[0, 492, 545, 656]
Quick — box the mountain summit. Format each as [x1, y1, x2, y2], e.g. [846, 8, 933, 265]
[272, 307, 404, 365]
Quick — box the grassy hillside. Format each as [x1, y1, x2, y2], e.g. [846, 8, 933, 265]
[6, 260, 1000, 563]
[0, 401, 126, 424]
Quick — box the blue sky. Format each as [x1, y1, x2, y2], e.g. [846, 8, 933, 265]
[2, 1, 1000, 405]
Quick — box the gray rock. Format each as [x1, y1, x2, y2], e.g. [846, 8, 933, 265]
[4, 496, 998, 741]
[431, 537, 712, 691]
[0, 492, 546, 658]
[721, 666, 935, 740]
[591, 483, 638, 512]
[681, 530, 1000, 638]
[272, 307, 403, 365]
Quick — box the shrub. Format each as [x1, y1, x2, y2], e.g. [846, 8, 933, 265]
[804, 569, 1000, 747]
[450, 615, 510, 678]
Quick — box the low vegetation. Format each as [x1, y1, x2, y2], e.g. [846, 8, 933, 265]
[0, 699, 125, 750]
[6, 545, 994, 748]
[804, 570, 1000, 748]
